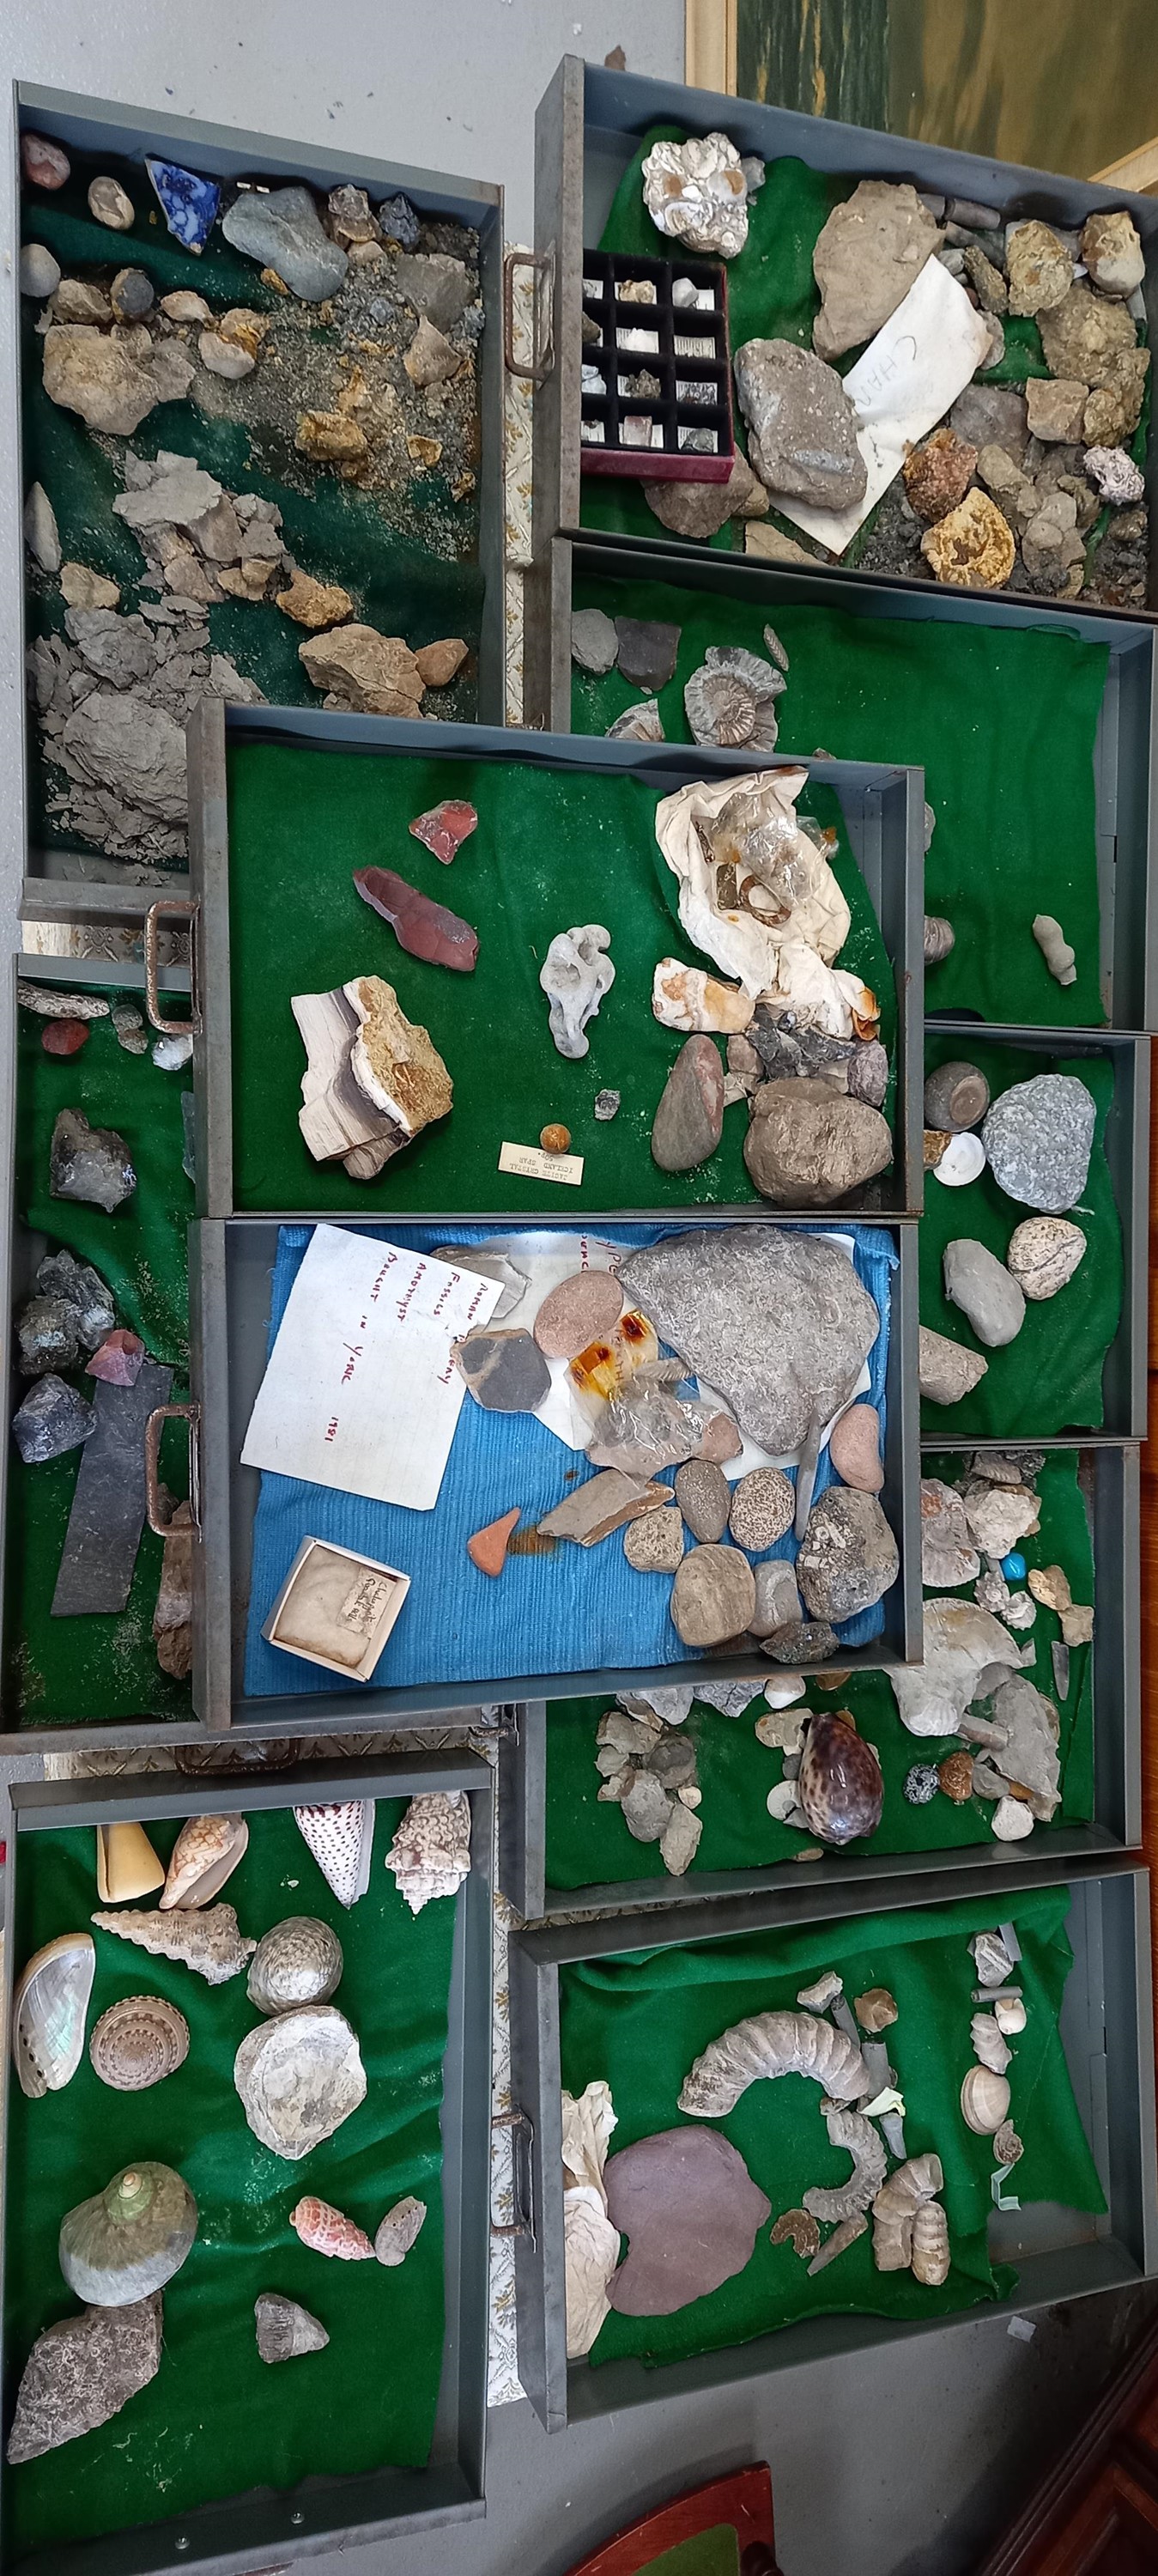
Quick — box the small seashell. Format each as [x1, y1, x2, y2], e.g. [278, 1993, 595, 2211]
[971, 1929, 1016, 1988]
[247, 1917, 343, 2014]
[254, 2292, 330, 2362]
[89, 1996, 190, 2091]
[234, 2007, 367, 2160]
[374, 2196, 427, 2266]
[290, 2194, 375, 2260]
[95, 1823, 165, 1904]
[770, 2207, 820, 2258]
[938, 1750, 974, 1803]
[13, 1934, 96, 2098]
[92, 1903, 257, 1985]
[294, 1800, 373, 1907]
[385, 1791, 471, 1914]
[854, 1988, 897, 2034]
[971, 2012, 1011, 2075]
[994, 2118, 1023, 2167]
[160, 1814, 249, 1910]
[924, 914, 955, 965]
[911, 2199, 950, 2286]
[961, 2063, 1011, 2134]
[994, 1996, 1027, 2036]
[59, 2162, 197, 2304]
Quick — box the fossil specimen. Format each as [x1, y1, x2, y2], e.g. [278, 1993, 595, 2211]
[971, 2012, 1012, 2075]
[797, 1971, 843, 2010]
[770, 2207, 821, 2258]
[233, 2006, 367, 2159]
[385, 1791, 471, 1913]
[911, 2199, 950, 2286]
[247, 1917, 343, 2014]
[89, 1996, 190, 2091]
[254, 2293, 330, 2362]
[294, 1801, 374, 1907]
[641, 131, 750, 258]
[678, 2009, 870, 2116]
[802, 2105, 888, 2224]
[972, 1929, 1016, 1988]
[160, 1813, 249, 1908]
[806, 2211, 868, 2274]
[91, 1901, 257, 1984]
[374, 2196, 427, 2266]
[12, 1933, 95, 2097]
[870, 2153, 944, 2271]
[290, 2195, 375, 2259]
[8, 2293, 162, 2463]
[539, 924, 615, 1059]
[684, 647, 782, 752]
[1032, 914, 1076, 987]
[59, 2162, 197, 2305]
[961, 2064, 1011, 2133]
[854, 1989, 898, 2034]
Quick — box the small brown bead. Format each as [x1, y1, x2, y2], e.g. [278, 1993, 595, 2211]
[938, 1751, 973, 1803]
[540, 1124, 571, 1154]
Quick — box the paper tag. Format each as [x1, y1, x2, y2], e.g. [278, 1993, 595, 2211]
[339, 1570, 396, 1634]
[499, 1140, 585, 1187]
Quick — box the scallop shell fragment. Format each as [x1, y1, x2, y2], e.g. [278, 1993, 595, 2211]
[374, 2196, 427, 2266]
[13, 1933, 95, 2098]
[961, 2063, 1011, 2134]
[89, 1995, 190, 2091]
[160, 1813, 249, 1909]
[246, 1917, 343, 2014]
[254, 2292, 330, 2362]
[92, 1902, 257, 1985]
[290, 2194, 375, 2260]
[294, 1800, 374, 1907]
[233, 2005, 367, 2160]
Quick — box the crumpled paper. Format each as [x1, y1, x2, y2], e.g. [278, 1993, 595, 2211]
[653, 769, 869, 1013]
[562, 2079, 621, 2359]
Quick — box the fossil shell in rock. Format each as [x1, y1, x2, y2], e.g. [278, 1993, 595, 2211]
[13, 1933, 95, 2097]
[293, 1800, 373, 1907]
[994, 2118, 1024, 2167]
[961, 2063, 1010, 2134]
[971, 1929, 1016, 1988]
[7, 2292, 162, 2464]
[246, 1917, 343, 2014]
[89, 1995, 190, 2091]
[95, 1822, 165, 1903]
[254, 2292, 330, 2362]
[290, 2194, 375, 2259]
[911, 2199, 950, 2286]
[684, 649, 782, 753]
[678, 2008, 869, 2116]
[91, 1902, 257, 1984]
[870, 2152, 944, 2271]
[160, 1813, 249, 1909]
[374, 2196, 427, 2266]
[233, 2006, 367, 2160]
[385, 1791, 471, 1914]
[802, 2104, 887, 2224]
[59, 2162, 197, 2306]
[770, 2207, 821, 2258]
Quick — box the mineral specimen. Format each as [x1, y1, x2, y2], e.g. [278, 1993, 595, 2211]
[221, 182, 347, 299]
[797, 1488, 899, 1621]
[299, 627, 422, 717]
[921, 489, 1016, 587]
[943, 1240, 1026, 1348]
[621, 1228, 878, 1455]
[539, 925, 615, 1059]
[981, 1074, 1096, 1212]
[353, 866, 478, 972]
[409, 799, 478, 864]
[640, 132, 750, 259]
[733, 339, 867, 509]
[455, 1328, 551, 1413]
[918, 1325, 989, 1405]
[743, 1080, 892, 1205]
[605, 2129, 770, 2314]
[8, 2294, 162, 2463]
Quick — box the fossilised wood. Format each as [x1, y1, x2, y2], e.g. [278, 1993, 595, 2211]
[293, 977, 452, 1179]
[354, 867, 478, 972]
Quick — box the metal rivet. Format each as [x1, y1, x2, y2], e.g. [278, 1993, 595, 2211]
[176, 2543, 190, 2555]
[290, 2512, 305, 2527]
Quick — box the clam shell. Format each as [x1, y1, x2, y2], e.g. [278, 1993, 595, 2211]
[374, 2196, 427, 2267]
[95, 1823, 165, 1904]
[960, 2063, 1010, 2134]
[254, 2292, 330, 2362]
[91, 1903, 257, 1984]
[89, 1995, 190, 2092]
[160, 1814, 249, 1909]
[233, 2006, 367, 2160]
[290, 2194, 375, 2260]
[246, 1917, 343, 2015]
[59, 2162, 197, 2306]
[13, 1934, 96, 2098]
[293, 1801, 373, 1908]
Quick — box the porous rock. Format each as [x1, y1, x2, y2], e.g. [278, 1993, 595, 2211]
[643, 451, 769, 539]
[1084, 445, 1145, 507]
[1006, 221, 1071, 317]
[943, 1239, 1026, 1349]
[1038, 283, 1137, 385]
[797, 1487, 899, 1622]
[812, 179, 943, 360]
[624, 1508, 686, 1575]
[743, 1079, 891, 1206]
[674, 1458, 731, 1543]
[43, 326, 196, 436]
[619, 1228, 880, 1455]
[8, 2293, 162, 2463]
[671, 1544, 756, 1647]
[1005, 1215, 1086, 1300]
[901, 427, 977, 521]
[1080, 210, 1145, 299]
[920, 489, 1016, 588]
[733, 338, 867, 510]
[981, 1074, 1096, 1212]
[918, 1324, 989, 1406]
[828, 1402, 883, 1492]
[728, 1467, 794, 1552]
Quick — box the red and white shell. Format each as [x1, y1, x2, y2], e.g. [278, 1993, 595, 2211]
[289, 2194, 374, 2260]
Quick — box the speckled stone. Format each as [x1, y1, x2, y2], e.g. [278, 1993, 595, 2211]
[674, 1459, 731, 1543]
[761, 1620, 840, 1666]
[797, 1488, 900, 1621]
[981, 1075, 1096, 1213]
[670, 1544, 755, 1647]
[624, 1507, 686, 1575]
[728, 1467, 794, 1552]
[532, 1269, 623, 1361]
[905, 1764, 940, 1805]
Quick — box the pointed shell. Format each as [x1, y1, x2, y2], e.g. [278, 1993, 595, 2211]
[89, 1996, 190, 2091]
[971, 2012, 1012, 2075]
[95, 1823, 165, 1903]
[374, 2196, 427, 2266]
[233, 2006, 367, 2160]
[290, 2195, 375, 2260]
[246, 1917, 343, 2014]
[92, 1903, 257, 1984]
[254, 2292, 330, 2362]
[961, 2063, 1010, 2134]
[911, 2199, 950, 2287]
[59, 2162, 197, 2305]
[294, 1801, 373, 1907]
[13, 1934, 95, 2098]
[385, 1791, 471, 1914]
[160, 1814, 249, 1909]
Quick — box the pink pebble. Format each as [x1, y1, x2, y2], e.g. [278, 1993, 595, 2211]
[21, 132, 70, 190]
[409, 799, 478, 865]
[86, 1329, 145, 1388]
[828, 1402, 883, 1492]
[42, 1019, 89, 1057]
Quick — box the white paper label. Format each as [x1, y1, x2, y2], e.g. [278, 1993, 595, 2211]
[499, 1140, 585, 1186]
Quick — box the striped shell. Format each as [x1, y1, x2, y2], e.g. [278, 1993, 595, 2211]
[678, 2008, 870, 2117]
[289, 2195, 375, 2261]
[160, 1814, 249, 1909]
[89, 1995, 190, 2091]
[254, 2293, 329, 2363]
[246, 1917, 343, 2015]
[961, 2064, 1010, 2134]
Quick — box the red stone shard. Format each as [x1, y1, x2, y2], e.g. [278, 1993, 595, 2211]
[42, 1019, 90, 1057]
[87, 1329, 146, 1388]
[353, 866, 478, 972]
[409, 799, 477, 865]
[466, 1507, 521, 1577]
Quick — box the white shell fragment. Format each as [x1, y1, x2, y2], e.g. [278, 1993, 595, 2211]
[539, 925, 615, 1059]
[562, 2081, 620, 2359]
[13, 1935, 96, 2098]
[374, 2196, 427, 2266]
[995, 1996, 1027, 2035]
[233, 2006, 367, 2160]
[246, 1917, 343, 2014]
[797, 1971, 843, 2009]
[971, 2012, 1012, 2074]
[992, 1795, 1035, 1841]
[641, 132, 750, 259]
[932, 1132, 986, 1187]
[889, 1601, 1022, 1738]
[385, 1791, 471, 1914]
[972, 1929, 1016, 1987]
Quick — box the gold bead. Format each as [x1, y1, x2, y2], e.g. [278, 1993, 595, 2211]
[540, 1124, 571, 1155]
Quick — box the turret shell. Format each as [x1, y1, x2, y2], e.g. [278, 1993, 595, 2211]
[91, 1902, 257, 1984]
[89, 1995, 190, 2091]
[12, 1933, 95, 2098]
[246, 1917, 343, 2014]
[290, 2195, 375, 2260]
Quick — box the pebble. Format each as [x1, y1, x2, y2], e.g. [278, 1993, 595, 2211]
[200, 330, 256, 381]
[943, 1239, 1026, 1348]
[992, 1795, 1035, 1842]
[933, 1133, 986, 1187]
[454, 1327, 551, 1413]
[621, 1773, 674, 1843]
[1039, 281, 1137, 384]
[981, 1074, 1096, 1213]
[41, 1019, 88, 1057]
[847, 1041, 889, 1110]
[749, 1558, 803, 1638]
[571, 608, 618, 673]
[615, 617, 682, 691]
[918, 1324, 989, 1406]
[539, 1125, 571, 1155]
[670, 1544, 755, 1647]
[733, 337, 866, 510]
[674, 1459, 731, 1543]
[652, 1036, 725, 1173]
[1080, 209, 1145, 299]
[812, 179, 942, 359]
[12, 1375, 95, 1464]
[924, 1060, 989, 1132]
[112, 1005, 148, 1056]
[161, 290, 214, 324]
[939, 1751, 974, 1803]
[594, 1090, 621, 1121]
[797, 1488, 900, 1621]
[221, 182, 347, 301]
[920, 490, 1016, 589]
[1006, 220, 1071, 316]
[1024, 376, 1086, 444]
[88, 174, 135, 232]
[905, 1764, 940, 1806]
[22, 482, 59, 574]
[21, 132, 70, 189]
[642, 452, 769, 542]
[152, 1034, 193, 1070]
[728, 1467, 794, 1552]
[533, 1268, 623, 1361]
[962, 245, 1007, 313]
[19, 243, 61, 301]
[466, 1508, 521, 1577]
[624, 1507, 686, 1574]
[743, 1080, 892, 1206]
[762, 1621, 840, 1666]
[110, 267, 155, 322]
[1006, 1215, 1086, 1301]
[378, 194, 421, 251]
[828, 1404, 883, 1493]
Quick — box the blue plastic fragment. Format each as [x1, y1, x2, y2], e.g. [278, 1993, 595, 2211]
[146, 157, 221, 254]
[1001, 1552, 1027, 1579]
[376, 193, 420, 251]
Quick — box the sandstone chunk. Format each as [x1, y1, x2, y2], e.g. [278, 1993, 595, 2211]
[812, 179, 942, 359]
[276, 569, 354, 629]
[652, 1036, 725, 1173]
[918, 1324, 989, 1406]
[1038, 283, 1137, 385]
[671, 1544, 756, 1646]
[1006, 222, 1071, 317]
[1024, 377, 1087, 444]
[43, 325, 195, 435]
[743, 1079, 892, 1206]
[294, 410, 368, 465]
[404, 317, 461, 387]
[1080, 210, 1145, 299]
[828, 1403, 883, 1492]
[299, 625, 423, 716]
[1005, 1215, 1087, 1300]
[733, 338, 867, 510]
[901, 427, 977, 521]
[414, 639, 468, 688]
[643, 451, 769, 539]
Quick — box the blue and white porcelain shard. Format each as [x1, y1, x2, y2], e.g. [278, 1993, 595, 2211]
[146, 158, 221, 253]
[376, 194, 420, 251]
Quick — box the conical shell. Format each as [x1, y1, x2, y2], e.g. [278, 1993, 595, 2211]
[89, 1995, 190, 2092]
[293, 1801, 373, 1907]
[960, 2063, 1011, 2135]
[13, 1934, 95, 2099]
[233, 2007, 367, 2160]
[95, 1824, 165, 1905]
[246, 1917, 343, 2014]
[289, 2195, 375, 2260]
[374, 2196, 427, 2267]
[91, 1902, 257, 1984]
[254, 2292, 330, 2363]
[59, 2162, 197, 2306]
[7, 2293, 162, 2464]
[160, 1814, 249, 1910]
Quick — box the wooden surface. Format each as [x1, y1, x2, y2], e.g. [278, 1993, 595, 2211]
[561, 2467, 778, 2576]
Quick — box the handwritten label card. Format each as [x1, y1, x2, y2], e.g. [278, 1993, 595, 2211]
[499, 1140, 585, 1186]
[240, 1224, 502, 1511]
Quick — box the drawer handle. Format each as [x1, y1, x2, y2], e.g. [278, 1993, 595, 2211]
[491, 2106, 536, 2242]
[503, 246, 555, 385]
[144, 1403, 201, 1539]
[144, 896, 202, 1037]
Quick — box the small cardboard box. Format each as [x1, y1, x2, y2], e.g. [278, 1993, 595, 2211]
[261, 1536, 410, 1681]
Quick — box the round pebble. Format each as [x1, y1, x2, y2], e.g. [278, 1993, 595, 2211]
[1005, 1215, 1086, 1302]
[924, 1060, 990, 1133]
[728, 1467, 794, 1552]
[933, 1132, 986, 1187]
[624, 1507, 685, 1575]
[21, 133, 71, 190]
[540, 1124, 572, 1154]
[938, 1751, 974, 1803]
[673, 1458, 731, 1543]
[697, 1413, 743, 1465]
[19, 243, 61, 300]
[111, 266, 155, 321]
[904, 1763, 940, 1806]
[1001, 1551, 1026, 1579]
[828, 1402, 882, 1493]
[88, 173, 135, 231]
[670, 1544, 755, 1647]
[532, 1267, 623, 1361]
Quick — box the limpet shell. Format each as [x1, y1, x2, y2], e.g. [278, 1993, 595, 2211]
[374, 2196, 427, 2266]
[246, 1917, 343, 2014]
[89, 1995, 190, 2091]
[12, 1933, 95, 2099]
[160, 1813, 249, 1909]
[961, 2063, 1010, 2134]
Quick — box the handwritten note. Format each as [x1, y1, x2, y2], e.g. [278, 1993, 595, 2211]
[240, 1224, 502, 1511]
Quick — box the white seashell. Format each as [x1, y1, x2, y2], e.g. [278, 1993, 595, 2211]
[160, 1814, 249, 1909]
[911, 2199, 950, 2287]
[961, 2064, 1010, 2134]
[764, 1674, 807, 1710]
[385, 1792, 471, 1914]
[254, 2293, 330, 2363]
[994, 1996, 1027, 2036]
[766, 1781, 806, 1825]
[246, 1917, 343, 2014]
[933, 1132, 986, 1186]
[374, 2196, 427, 2266]
[13, 1935, 96, 2098]
[679, 2008, 869, 2116]
[294, 1801, 373, 1908]
[871, 2154, 943, 2271]
[971, 2013, 1012, 2075]
[89, 1995, 190, 2091]
[991, 1795, 1035, 1841]
[233, 2006, 367, 2159]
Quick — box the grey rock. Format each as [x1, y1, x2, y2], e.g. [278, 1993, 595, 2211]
[65, 608, 156, 688]
[949, 382, 1029, 463]
[621, 1771, 675, 1842]
[924, 1060, 989, 1133]
[615, 617, 681, 690]
[391, 253, 473, 331]
[981, 1074, 1096, 1212]
[743, 1079, 892, 1206]
[221, 183, 348, 301]
[949, 197, 1003, 231]
[62, 690, 187, 823]
[659, 1800, 703, 1874]
[642, 451, 769, 541]
[918, 1324, 989, 1406]
[733, 337, 867, 509]
[649, 1733, 697, 1786]
[762, 1619, 840, 1665]
[943, 1239, 1026, 1348]
[670, 1543, 755, 1647]
[8, 2292, 162, 2463]
[620, 1228, 880, 1455]
[847, 1041, 889, 1109]
[729, 1467, 794, 1552]
[797, 1487, 900, 1622]
[968, 1447, 1045, 1485]
[42, 325, 195, 436]
[963, 252, 1006, 315]
[697, 1681, 761, 1716]
[652, 1036, 725, 1172]
[990, 1674, 1061, 1819]
[920, 1479, 980, 1588]
[376, 194, 421, 251]
[674, 1458, 731, 1543]
[181, 1090, 197, 1183]
[623, 1507, 686, 1574]
[23, 483, 60, 573]
[571, 609, 618, 673]
[37, 1252, 116, 1351]
[20, 242, 61, 300]
[50, 1108, 136, 1213]
[594, 1089, 621, 1121]
[12, 1374, 96, 1464]
[455, 1328, 551, 1413]
[812, 179, 943, 359]
[15, 1295, 82, 1378]
[749, 1558, 803, 1637]
[746, 1007, 857, 1089]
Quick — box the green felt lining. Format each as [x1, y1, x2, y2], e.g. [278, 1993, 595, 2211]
[5, 993, 195, 1727]
[543, 1449, 1094, 1891]
[4, 1802, 456, 2554]
[919, 1036, 1123, 1437]
[226, 739, 894, 1215]
[560, 1882, 1104, 2370]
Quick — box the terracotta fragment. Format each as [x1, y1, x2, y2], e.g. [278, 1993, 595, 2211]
[466, 1508, 521, 1577]
[354, 866, 478, 972]
[42, 1019, 89, 1057]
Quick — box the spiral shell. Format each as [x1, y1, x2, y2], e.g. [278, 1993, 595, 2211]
[970, 2012, 1011, 2075]
[923, 914, 955, 965]
[289, 2195, 374, 2260]
[254, 2293, 329, 2362]
[59, 2162, 197, 2305]
[870, 2153, 944, 2272]
[961, 2063, 1010, 2134]
[91, 1903, 256, 1985]
[246, 1917, 343, 2015]
[160, 1814, 249, 1910]
[89, 1996, 190, 2092]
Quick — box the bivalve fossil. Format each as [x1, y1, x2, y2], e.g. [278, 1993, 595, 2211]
[160, 1813, 249, 1908]
[970, 2012, 1011, 2075]
[961, 2063, 1010, 2134]
[911, 2199, 950, 2286]
[12, 1933, 95, 2098]
[59, 2162, 197, 2306]
[89, 1995, 190, 2091]
[233, 2006, 367, 2159]
[246, 1917, 343, 2014]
